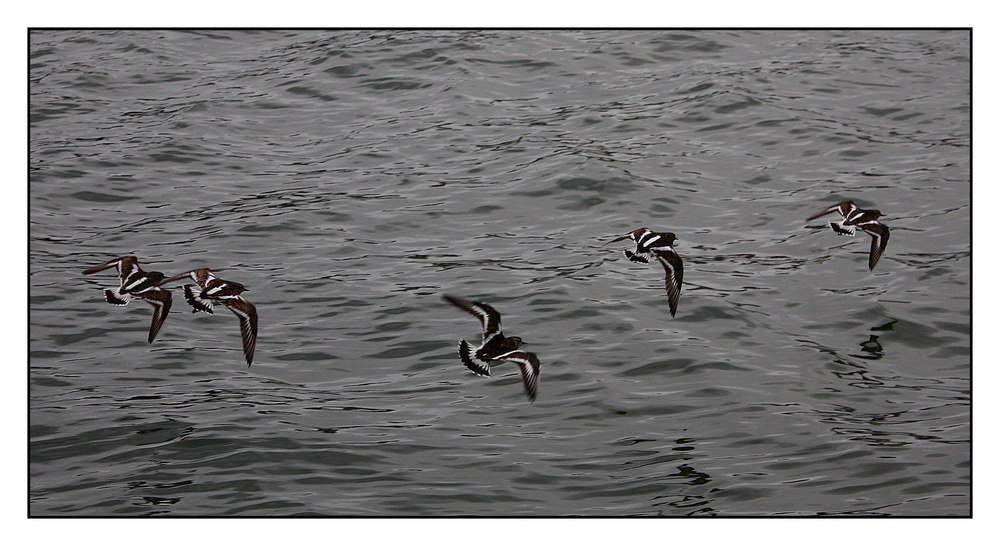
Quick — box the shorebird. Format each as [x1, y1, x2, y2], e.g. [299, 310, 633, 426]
[442, 294, 541, 402]
[82, 256, 172, 344]
[606, 228, 684, 317]
[162, 268, 258, 366]
[605, 227, 675, 264]
[807, 200, 891, 271]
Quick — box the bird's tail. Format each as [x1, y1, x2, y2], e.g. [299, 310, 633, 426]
[624, 250, 650, 263]
[104, 289, 130, 306]
[459, 340, 490, 377]
[183, 285, 214, 314]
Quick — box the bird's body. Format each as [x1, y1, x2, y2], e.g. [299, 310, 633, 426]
[606, 228, 684, 317]
[83, 256, 172, 344]
[807, 200, 891, 271]
[162, 268, 258, 366]
[443, 295, 540, 402]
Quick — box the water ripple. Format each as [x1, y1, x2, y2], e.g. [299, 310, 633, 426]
[30, 29, 969, 516]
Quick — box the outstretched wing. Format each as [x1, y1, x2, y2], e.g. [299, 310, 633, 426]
[861, 223, 890, 271]
[654, 248, 684, 317]
[162, 269, 216, 290]
[83, 258, 118, 276]
[443, 295, 503, 343]
[495, 350, 541, 402]
[603, 232, 634, 246]
[807, 204, 844, 222]
[83, 256, 139, 282]
[222, 297, 258, 366]
[140, 288, 172, 344]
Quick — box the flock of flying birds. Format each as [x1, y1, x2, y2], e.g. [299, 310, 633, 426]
[82, 258, 258, 366]
[83, 199, 890, 403]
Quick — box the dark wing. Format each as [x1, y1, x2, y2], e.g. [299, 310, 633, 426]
[603, 233, 634, 246]
[140, 288, 172, 344]
[806, 204, 842, 222]
[83, 257, 120, 275]
[443, 295, 502, 342]
[654, 248, 683, 317]
[116, 258, 141, 285]
[162, 269, 215, 290]
[861, 223, 890, 271]
[495, 351, 540, 402]
[83, 256, 137, 281]
[223, 297, 258, 366]
[196, 270, 218, 291]
[161, 271, 194, 287]
[458, 340, 491, 377]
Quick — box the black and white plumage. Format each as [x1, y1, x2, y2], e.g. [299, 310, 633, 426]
[807, 200, 891, 271]
[607, 227, 684, 317]
[443, 294, 539, 402]
[605, 227, 676, 264]
[493, 350, 541, 402]
[653, 248, 684, 318]
[162, 268, 258, 366]
[83, 255, 173, 344]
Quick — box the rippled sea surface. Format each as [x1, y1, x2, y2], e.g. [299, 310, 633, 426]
[29, 30, 970, 516]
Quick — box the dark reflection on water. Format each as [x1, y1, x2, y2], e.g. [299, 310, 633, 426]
[30, 29, 969, 516]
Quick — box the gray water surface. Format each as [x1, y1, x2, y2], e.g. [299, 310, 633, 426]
[29, 29, 970, 516]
